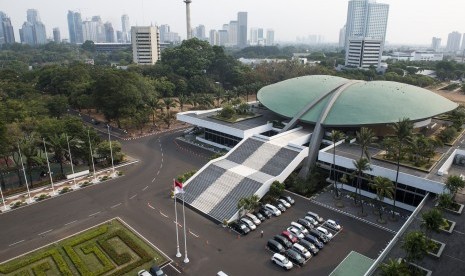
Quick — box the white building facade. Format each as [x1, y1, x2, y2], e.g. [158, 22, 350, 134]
[131, 26, 160, 65]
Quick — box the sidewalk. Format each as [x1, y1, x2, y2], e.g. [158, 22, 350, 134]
[310, 188, 410, 233]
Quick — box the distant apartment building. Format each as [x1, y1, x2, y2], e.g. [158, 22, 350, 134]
[431, 37, 441, 52]
[131, 26, 160, 65]
[228, 21, 238, 46]
[121, 14, 130, 43]
[209, 29, 219, 46]
[159, 24, 180, 44]
[344, 0, 389, 69]
[218, 30, 228, 46]
[20, 9, 47, 46]
[53, 27, 61, 43]
[339, 25, 346, 48]
[266, 29, 275, 46]
[446, 31, 461, 52]
[193, 25, 206, 40]
[237, 12, 247, 47]
[461, 34, 465, 51]
[67, 11, 83, 44]
[0, 11, 15, 45]
[104, 22, 115, 43]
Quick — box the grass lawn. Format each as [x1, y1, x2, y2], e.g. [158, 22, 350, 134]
[0, 218, 168, 276]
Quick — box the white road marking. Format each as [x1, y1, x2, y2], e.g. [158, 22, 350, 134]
[148, 203, 156, 210]
[168, 263, 181, 274]
[157, 171, 160, 175]
[88, 211, 100, 217]
[454, 230, 465, 235]
[142, 186, 148, 191]
[160, 163, 163, 169]
[161, 152, 163, 157]
[151, 177, 156, 183]
[129, 194, 137, 199]
[161, 158, 163, 163]
[189, 230, 199, 238]
[110, 203, 122, 208]
[159, 211, 168, 218]
[65, 220, 77, 226]
[173, 221, 183, 228]
[9, 240, 25, 247]
[38, 229, 53, 236]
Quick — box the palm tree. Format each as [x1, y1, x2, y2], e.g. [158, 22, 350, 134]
[420, 208, 445, 239]
[391, 118, 413, 219]
[356, 127, 376, 160]
[46, 133, 69, 176]
[161, 112, 175, 129]
[371, 176, 394, 223]
[352, 157, 371, 215]
[237, 195, 260, 217]
[161, 98, 177, 114]
[329, 130, 345, 198]
[146, 96, 164, 125]
[20, 135, 44, 188]
[380, 258, 409, 276]
[176, 94, 191, 112]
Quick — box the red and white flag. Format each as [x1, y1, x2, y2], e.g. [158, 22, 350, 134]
[174, 179, 184, 195]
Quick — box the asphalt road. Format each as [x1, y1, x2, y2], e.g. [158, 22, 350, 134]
[0, 129, 393, 275]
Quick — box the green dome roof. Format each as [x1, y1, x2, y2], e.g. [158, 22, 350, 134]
[257, 75, 458, 126]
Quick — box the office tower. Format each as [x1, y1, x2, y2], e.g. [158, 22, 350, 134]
[228, 21, 237, 46]
[131, 26, 160, 65]
[0, 12, 15, 45]
[159, 24, 170, 43]
[250, 28, 258, 45]
[209, 29, 218, 46]
[121, 14, 130, 42]
[91, 16, 105, 43]
[184, 0, 192, 39]
[67, 11, 83, 44]
[104, 22, 115, 43]
[26, 9, 40, 24]
[344, 0, 389, 68]
[462, 34, 465, 51]
[116, 31, 123, 43]
[258, 28, 264, 42]
[222, 24, 229, 32]
[431, 37, 441, 52]
[82, 20, 96, 42]
[19, 22, 34, 45]
[266, 29, 274, 46]
[194, 25, 206, 40]
[237, 12, 247, 47]
[20, 9, 47, 45]
[446, 31, 462, 52]
[218, 30, 228, 46]
[53, 27, 61, 43]
[339, 25, 346, 48]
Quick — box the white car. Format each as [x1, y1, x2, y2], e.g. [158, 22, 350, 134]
[293, 243, 312, 260]
[287, 226, 304, 239]
[245, 213, 261, 225]
[291, 222, 309, 235]
[137, 270, 151, 276]
[278, 198, 291, 208]
[271, 253, 293, 270]
[316, 226, 333, 240]
[307, 211, 324, 223]
[325, 219, 342, 231]
[264, 204, 281, 216]
[240, 217, 256, 230]
[304, 216, 319, 226]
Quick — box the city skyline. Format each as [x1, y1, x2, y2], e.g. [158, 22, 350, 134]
[1, 0, 464, 45]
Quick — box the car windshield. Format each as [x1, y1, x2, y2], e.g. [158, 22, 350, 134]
[282, 258, 289, 264]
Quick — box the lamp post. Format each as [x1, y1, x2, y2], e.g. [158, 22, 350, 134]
[107, 125, 116, 177]
[215, 82, 221, 107]
[66, 135, 77, 189]
[17, 143, 32, 203]
[87, 128, 97, 183]
[43, 138, 56, 195]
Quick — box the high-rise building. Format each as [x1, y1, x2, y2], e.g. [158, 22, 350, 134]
[159, 24, 170, 43]
[446, 31, 462, 52]
[92, 16, 105, 43]
[237, 12, 247, 47]
[344, 0, 389, 68]
[258, 28, 264, 42]
[53, 27, 61, 43]
[20, 9, 47, 45]
[218, 30, 228, 46]
[461, 34, 465, 51]
[250, 28, 258, 45]
[194, 25, 206, 40]
[209, 29, 218, 46]
[228, 21, 238, 46]
[0, 11, 15, 45]
[19, 22, 34, 45]
[431, 37, 441, 52]
[26, 9, 40, 24]
[131, 26, 160, 65]
[104, 22, 115, 43]
[339, 25, 346, 48]
[82, 20, 98, 42]
[67, 11, 83, 44]
[266, 29, 275, 46]
[116, 31, 123, 43]
[121, 14, 130, 43]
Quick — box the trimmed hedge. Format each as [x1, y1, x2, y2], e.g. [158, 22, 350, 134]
[81, 243, 115, 275]
[0, 248, 72, 275]
[98, 237, 131, 265]
[31, 262, 51, 276]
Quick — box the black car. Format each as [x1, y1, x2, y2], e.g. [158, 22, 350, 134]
[303, 234, 324, 249]
[253, 211, 266, 221]
[267, 239, 285, 253]
[149, 265, 166, 276]
[273, 235, 292, 249]
[284, 249, 305, 266]
[230, 222, 250, 235]
[276, 203, 286, 212]
[309, 229, 329, 243]
[258, 207, 272, 219]
[280, 195, 295, 205]
[297, 218, 314, 231]
[298, 239, 319, 255]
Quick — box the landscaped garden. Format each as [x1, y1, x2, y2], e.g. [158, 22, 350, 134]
[0, 219, 167, 276]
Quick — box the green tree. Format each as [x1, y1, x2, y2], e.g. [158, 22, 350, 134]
[176, 94, 191, 112]
[391, 118, 413, 219]
[237, 194, 260, 217]
[401, 231, 435, 263]
[421, 208, 446, 238]
[356, 127, 376, 161]
[371, 176, 394, 223]
[161, 98, 177, 114]
[444, 175, 465, 200]
[329, 130, 345, 198]
[46, 95, 69, 118]
[96, 140, 123, 163]
[437, 193, 454, 209]
[352, 157, 371, 215]
[219, 105, 235, 119]
[380, 258, 409, 276]
[161, 112, 176, 129]
[268, 181, 285, 199]
[20, 134, 44, 188]
[81, 40, 96, 52]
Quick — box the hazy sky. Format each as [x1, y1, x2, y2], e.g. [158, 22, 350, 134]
[3, 0, 465, 45]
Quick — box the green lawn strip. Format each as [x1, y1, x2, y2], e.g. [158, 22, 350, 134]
[80, 243, 115, 275]
[0, 248, 73, 276]
[31, 262, 51, 276]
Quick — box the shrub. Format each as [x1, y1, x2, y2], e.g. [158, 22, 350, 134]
[81, 243, 115, 274]
[219, 105, 235, 119]
[59, 187, 71, 194]
[438, 126, 457, 143]
[32, 261, 52, 276]
[0, 248, 73, 275]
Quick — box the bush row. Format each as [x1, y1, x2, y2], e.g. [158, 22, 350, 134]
[81, 243, 115, 275]
[0, 248, 72, 275]
[31, 261, 51, 276]
[98, 236, 131, 265]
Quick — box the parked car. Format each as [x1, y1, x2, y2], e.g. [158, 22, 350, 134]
[297, 218, 314, 231]
[281, 230, 298, 243]
[245, 213, 261, 225]
[287, 226, 304, 239]
[284, 249, 305, 266]
[271, 253, 293, 270]
[274, 235, 293, 249]
[267, 239, 286, 253]
[240, 218, 256, 230]
[149, 265, 166, 276]
[309, 229, 329, 244]
[325, 219, 342, 231]
[230, 221, 250, 235]
[298, 239, 319, 255]
[307, 211, 324, 223]
[280, 195, 295, 205]
[291, 222, 309, 234]
[276, 203, 287, 212]
[303, 234, 324, 249]
[137, 270, 151, 276]
[253, 211, 266, 221]
[303, 216, 319, 226]
[264, 204, 281, 216]
[278, 198, 291, 208]
[292, 243, 312, 260]
[316, 226, 333, 240]
[258, 207, 273, 219]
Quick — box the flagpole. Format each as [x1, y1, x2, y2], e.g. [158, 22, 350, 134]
[0, 184, 7, 211]
[43, 138, 56, 195]
[182, 191, 189, 263]
[18, 143, 32, 203]
[66, 135, 77, 189]
[174, 179, 181, 258]
[87, 129, 97, 183]
[107, 125, 115, 177]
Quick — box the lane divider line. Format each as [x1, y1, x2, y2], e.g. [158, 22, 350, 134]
[159, 211, 168, 218]
[8, 240, 25, 247]
[151, 177, 156, 183]
[173, 221, 182, 228]
[189, 229, 199, 238]
[129, 194, 137, 199]
[147, 203, 155, 210]
[110, 203, 122, 209]
[168, 263, 181, 274]
[38, 229, 53, 236]
[88, 211, 101, 217]
[64, 220, 77, 226]
[142, 186, 149, 191]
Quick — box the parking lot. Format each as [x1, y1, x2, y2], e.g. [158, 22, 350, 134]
[225, 191, 394, 275]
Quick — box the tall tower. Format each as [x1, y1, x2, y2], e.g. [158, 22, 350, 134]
[184, 0, 192, 39]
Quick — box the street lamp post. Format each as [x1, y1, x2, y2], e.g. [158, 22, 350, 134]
[43, 138, 56, 195]
[87, 128, 97, 183]
[107, 125, 116, 176]
[66, 135, 77, 189]
[17, 143, 32, 203]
